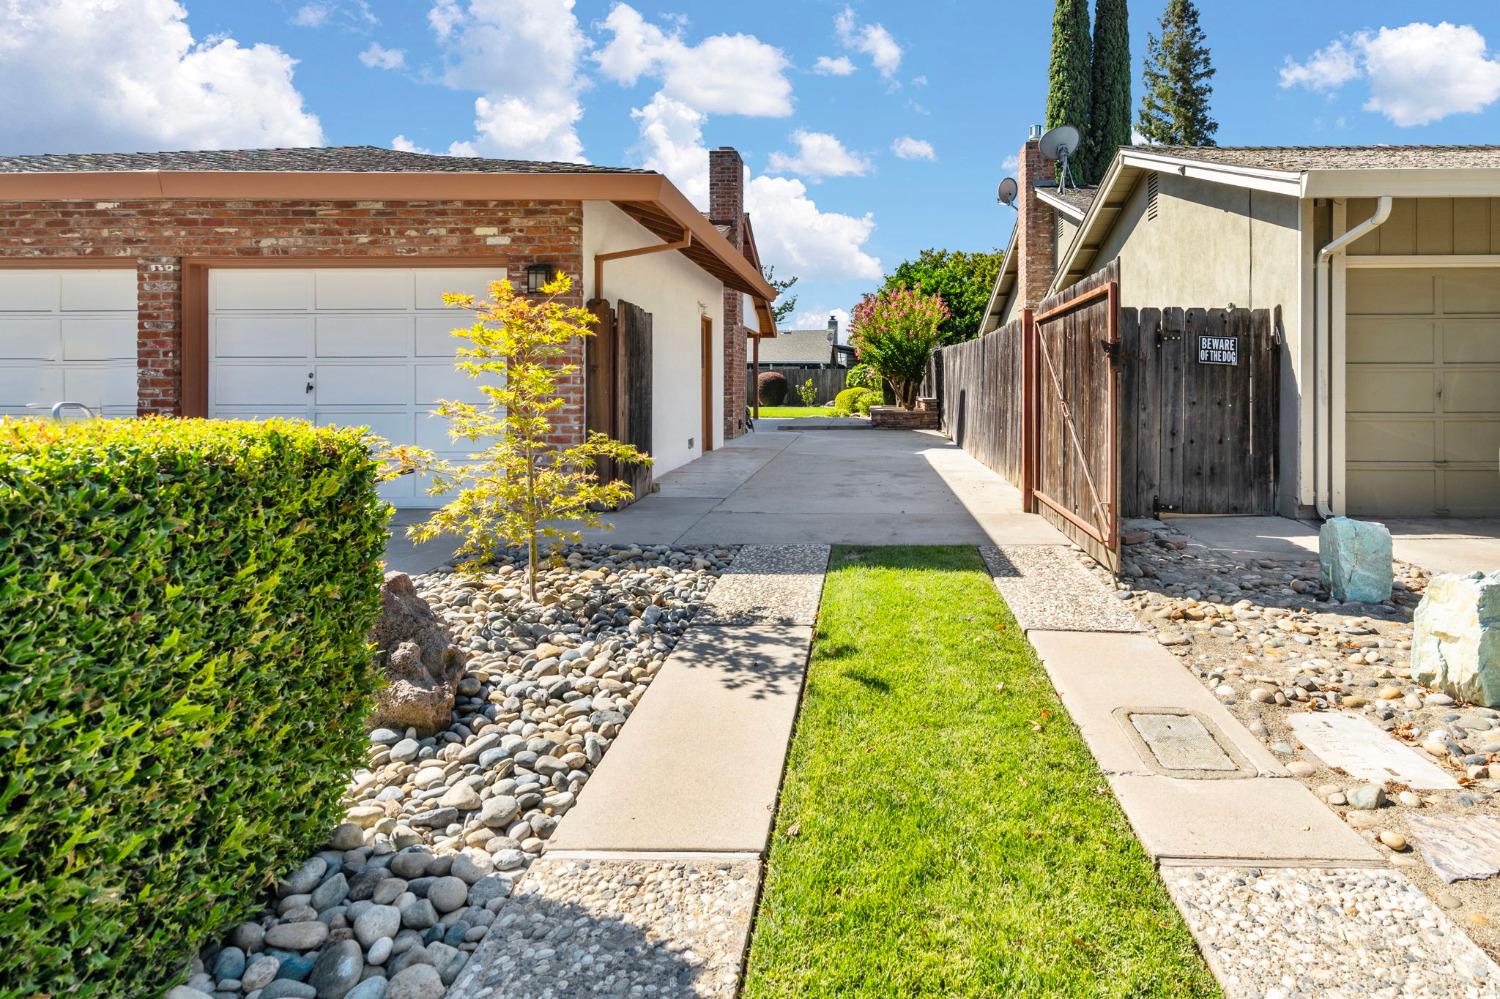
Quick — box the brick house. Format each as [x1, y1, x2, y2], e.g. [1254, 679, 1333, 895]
[0, 145, 777, 506]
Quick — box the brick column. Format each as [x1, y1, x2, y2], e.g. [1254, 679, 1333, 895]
[137, 256, 180, 417]
[1017, 138, 1058, 309]
[710, 147, 749, 439]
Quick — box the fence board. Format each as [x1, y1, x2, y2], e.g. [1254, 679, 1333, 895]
[751, 365, 847, 406]
[937, 317, 1023, 486]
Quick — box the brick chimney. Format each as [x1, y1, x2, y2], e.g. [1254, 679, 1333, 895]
[709, 146, 749, 439]
[1016, 128, 1058, 308]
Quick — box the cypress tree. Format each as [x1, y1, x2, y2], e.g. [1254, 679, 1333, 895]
[1137, 0, 1218, 146]
[1045, 0, 1092, 181]
[1084, 0, 1131, 182]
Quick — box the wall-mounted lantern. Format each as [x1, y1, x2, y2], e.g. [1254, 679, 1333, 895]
[526, 263, 554, 293]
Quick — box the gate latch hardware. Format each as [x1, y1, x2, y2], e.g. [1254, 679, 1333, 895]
[1152, 495, 1180, 518]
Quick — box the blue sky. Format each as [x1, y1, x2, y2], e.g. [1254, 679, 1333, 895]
[5, 2, 1500, 332]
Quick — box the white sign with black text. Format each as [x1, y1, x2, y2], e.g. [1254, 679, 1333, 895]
[1197, 334, 1238, 365]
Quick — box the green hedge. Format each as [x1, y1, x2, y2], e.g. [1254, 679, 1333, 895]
[832, 387, 876, 417]
[0, 417, 389, 997]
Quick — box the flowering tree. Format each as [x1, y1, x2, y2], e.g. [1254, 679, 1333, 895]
[849, 286, 950, 409]
[385, 273, 648, 600]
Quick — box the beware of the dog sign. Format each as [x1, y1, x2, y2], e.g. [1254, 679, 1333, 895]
[1197, 334, 1238, 366]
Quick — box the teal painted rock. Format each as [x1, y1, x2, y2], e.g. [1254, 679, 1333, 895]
[1412, 571, 1500, 707]
[1319, 517, 1393, 603]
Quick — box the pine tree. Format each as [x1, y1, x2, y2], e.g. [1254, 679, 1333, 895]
[1137, 0, 1217, 146]
[1045, 0, 1093, 179]
[1084, 0, 1131, 182]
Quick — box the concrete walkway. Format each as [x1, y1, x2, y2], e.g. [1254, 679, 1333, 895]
[385, 426, 1065, 573]
[1172, 514, 1500, 576]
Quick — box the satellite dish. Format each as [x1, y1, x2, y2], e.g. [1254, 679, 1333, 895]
[1039, 124, 1083, 191]
[996, 177, 1018, 207]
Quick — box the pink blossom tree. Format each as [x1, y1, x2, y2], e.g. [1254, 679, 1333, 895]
[849, 286, 950, 409]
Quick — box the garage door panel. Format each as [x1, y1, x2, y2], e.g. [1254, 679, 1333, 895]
[1347, 418, 1434, 463]
[0, 366, 61, 407]
[1347, 369, 1435, 414]
[1442, 270, 1500, 313]
[1347, 318, 1434, 363]
[61, 317, 136, 360]
[1444, 419, 1500, 463]
[1349, 269, 1434, 315]
[0, 317, 60, 359]
[315, 364, 411, 404]
[416, 315, 465, 356]
[215, 364, 309, 407]
[60, 270, 135, 312]
[64, 365, 136, 408]
[313, 409, 409, 445]
[316, 316, 412, 357]
[414, 268, 505, 308]
[315, 270, 413, 310]
[213, 270, 314, 311]
[215, 315, 314, 358]
[416, 363, 487, 405]
[1442, 320, 1500, 362]
[1348, 468, 1437, 516]
[1447, 471, 1500, 516]
[1443, 370, 1500, 412]
[0, 272, 58, 311]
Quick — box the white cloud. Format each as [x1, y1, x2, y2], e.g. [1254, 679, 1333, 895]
[0, 0, 323, 152]
[425, 0, 589, 161]
[768, 130, 871, 179]
[1281, 22, 1500, 126]
[594, 4, 793, 117]
[794, 307, 851, 341]
[391, 134, 434, 154]
[630, 95, 880, 281]
[1001, 154, 1020, 171]
[835, 7, 902, 80]
[812, 55, 855, 76]
[291, 1, 376, 29]
[359, 42, 405, 70]
[891, 136, 935, 161]
[1278, 39, 1358, 91]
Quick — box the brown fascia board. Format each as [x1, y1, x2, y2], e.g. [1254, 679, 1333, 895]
[0, 168, 778, 302]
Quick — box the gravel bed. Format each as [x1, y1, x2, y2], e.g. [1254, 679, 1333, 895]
[1095, 519, 1500, 957]
[981, 543, 1144, 633]
[692, 544, 830, 627]
[171, 544, 734, 999]
[446, 858, 758, 999]
[1165, 866, 1500, 998]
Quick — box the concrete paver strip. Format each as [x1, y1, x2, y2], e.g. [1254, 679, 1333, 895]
[981, 543, 1143, 633]
[1164, 866, 1500, 998]
[694, 544, 830, 626]
[1026, 630, 1284, 777]
[446, 857, 758, 999]
[1107, 774, 1380, 864]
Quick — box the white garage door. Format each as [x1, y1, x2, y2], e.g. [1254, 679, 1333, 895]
[1346, 267, 1500, 516]
[0, 268, 137, 417]
[208, 267, 504, 507]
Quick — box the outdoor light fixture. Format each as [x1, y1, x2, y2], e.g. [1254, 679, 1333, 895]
[526, 263, 554, 293]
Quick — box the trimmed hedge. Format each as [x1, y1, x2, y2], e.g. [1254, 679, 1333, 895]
[833, 387, 877, 417]
[0, 417, 389, 997]
[757, 371, 789, 406]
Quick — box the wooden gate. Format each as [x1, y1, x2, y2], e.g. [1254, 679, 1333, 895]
[586, 298, 653, 502]
[1031, 263, 1120, 569]
[1119, 306, 1279, 518]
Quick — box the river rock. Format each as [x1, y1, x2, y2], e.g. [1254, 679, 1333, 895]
[308, 939, 364, 998]
[1411, 571, 1500, 706]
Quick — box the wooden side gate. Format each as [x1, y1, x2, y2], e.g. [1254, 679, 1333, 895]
[1029, 263, 1120, 570]
[586, 297, 653, 502]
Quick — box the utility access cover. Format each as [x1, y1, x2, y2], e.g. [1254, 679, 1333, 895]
[1287, 712, 1459, 790]
[1115, 708, 1255, 779]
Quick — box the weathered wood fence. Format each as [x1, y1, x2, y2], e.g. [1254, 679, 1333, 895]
[586, 298, 653, 501]
[750, 365, 847, 405]
[937, 261, 1280, 569]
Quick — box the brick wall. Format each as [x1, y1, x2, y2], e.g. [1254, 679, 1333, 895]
[709, 148, 749, 439]
[1017, 139, 1058, 308]
[0, 198, 584, 436]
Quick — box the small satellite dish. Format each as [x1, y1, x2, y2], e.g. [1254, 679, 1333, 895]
[1039, 124, 1083, 191]
[996, 177, 1018, 207]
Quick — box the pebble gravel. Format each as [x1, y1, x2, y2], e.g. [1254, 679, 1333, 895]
[692, 544, 830, 627]
[981, 543, 1144, 633]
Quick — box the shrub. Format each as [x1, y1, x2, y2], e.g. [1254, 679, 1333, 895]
[845, 363, 881, 391]
[758, 371, 789, 406]
[0, 417, 388, 997]
[797, 378, 818, 407]
[832, 387, 877, 417]
[850, 287, 950, 409]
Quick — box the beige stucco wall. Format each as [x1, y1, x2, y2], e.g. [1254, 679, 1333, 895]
[1347, 197, 1500, 255]
[1056, 214, 1079, 261]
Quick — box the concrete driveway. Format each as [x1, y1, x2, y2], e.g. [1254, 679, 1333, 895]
[1171, 514, 1500, 577]
[384, 421, 1065, 573]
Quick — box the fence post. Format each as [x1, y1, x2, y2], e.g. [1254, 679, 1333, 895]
[1021, 306, 1036, 510]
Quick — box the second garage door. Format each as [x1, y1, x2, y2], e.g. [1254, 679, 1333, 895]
[208, 267, 504, 507]
[1346, 266, 1500, 516]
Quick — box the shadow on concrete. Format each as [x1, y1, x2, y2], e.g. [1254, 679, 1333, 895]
[675, 623, 810, 702]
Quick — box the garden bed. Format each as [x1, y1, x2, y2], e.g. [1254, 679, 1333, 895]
[175, 543, 734, 999]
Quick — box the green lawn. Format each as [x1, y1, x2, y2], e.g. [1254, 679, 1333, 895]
[756, 406, 838, 418]
[741, 546, 1219, 999]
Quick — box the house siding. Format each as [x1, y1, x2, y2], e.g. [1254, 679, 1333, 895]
[0, 198, 584, 437]
[1347, 197, 1500, 255]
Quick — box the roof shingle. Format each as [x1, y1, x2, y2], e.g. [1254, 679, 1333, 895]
[0, 145, 652, 175]
[1131, 144, 1500, 173]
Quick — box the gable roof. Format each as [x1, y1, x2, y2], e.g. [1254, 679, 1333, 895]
[977, 225, 1019, 336]
[1034, 185, 1097, 221]
[1132, 145, 1500, 172]
[755, 328, 837, 364]
[0, 145, 776, 303]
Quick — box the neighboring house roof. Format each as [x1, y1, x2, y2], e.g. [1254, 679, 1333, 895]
[755, 328, 836, 365]
[0, 145, 777, 305]
[1035, 184, 1097, 221]
[977, 226, 1019, 336]
[1052, 143, 1500, 294]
